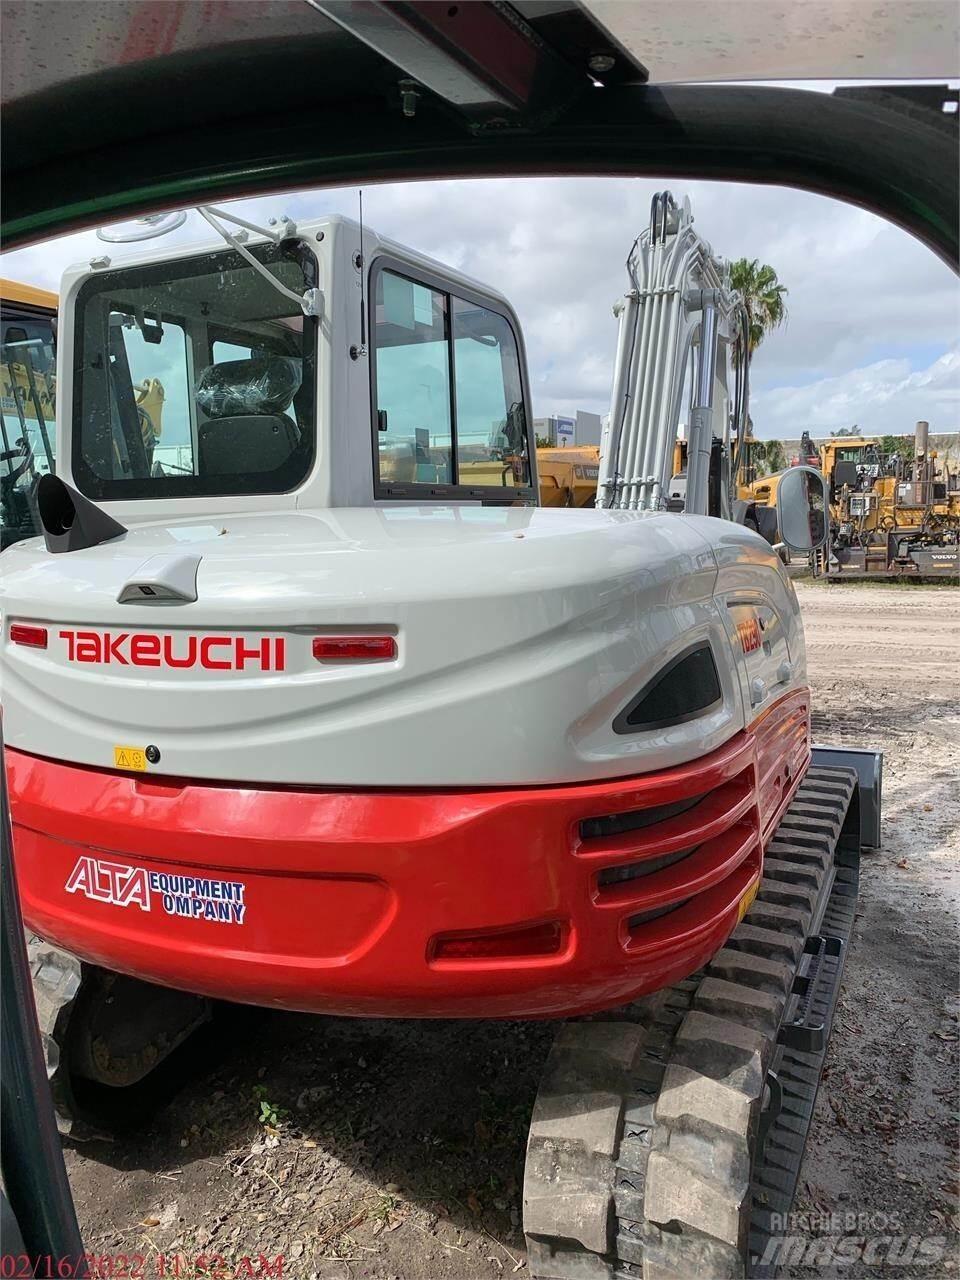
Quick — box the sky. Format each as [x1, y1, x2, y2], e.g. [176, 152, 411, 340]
[2, 169, 958, 442]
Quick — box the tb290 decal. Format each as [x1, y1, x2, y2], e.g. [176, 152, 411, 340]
[66, 856, 247, 925]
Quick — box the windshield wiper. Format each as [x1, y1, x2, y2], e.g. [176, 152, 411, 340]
[197, 207, 323, 318]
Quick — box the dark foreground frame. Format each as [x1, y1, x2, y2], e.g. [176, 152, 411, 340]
[1, 2, 957, 267]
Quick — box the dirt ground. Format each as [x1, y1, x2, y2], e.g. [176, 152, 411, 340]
[62, 581, 960, 1280]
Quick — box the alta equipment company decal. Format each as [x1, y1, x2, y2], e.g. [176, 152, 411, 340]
[65, 855, 247, 924]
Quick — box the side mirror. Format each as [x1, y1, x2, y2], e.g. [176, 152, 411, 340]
[776, 465, 828, 553]
[37, 475, 127, 554]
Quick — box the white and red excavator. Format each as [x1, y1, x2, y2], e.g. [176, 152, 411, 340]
[0, 194, 878, 1277]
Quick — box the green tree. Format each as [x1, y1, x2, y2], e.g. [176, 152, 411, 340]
[880, 434, 913, 462]
[729, 258, 788, 357]
[751, 438, 787, 477]
[764, 439, 787, 473]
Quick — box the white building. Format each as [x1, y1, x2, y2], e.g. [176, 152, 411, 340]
[533, 410, 603, 447]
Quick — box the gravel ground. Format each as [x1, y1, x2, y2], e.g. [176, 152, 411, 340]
[61, 580, 960, 1279]
[785, 582, 960, 1279]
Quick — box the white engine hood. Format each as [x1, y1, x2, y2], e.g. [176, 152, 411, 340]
[0, 505, 763, 787]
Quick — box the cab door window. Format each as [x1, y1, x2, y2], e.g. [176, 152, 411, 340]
[372, 265, 531, 498]
[373, 273, 453, 486]
[452, 296, 529, 489]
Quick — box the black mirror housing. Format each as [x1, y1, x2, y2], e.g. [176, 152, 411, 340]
[36, 475, 127, 554]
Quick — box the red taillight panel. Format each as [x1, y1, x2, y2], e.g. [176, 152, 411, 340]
[313, 635, 396, 662]
[10, 624, 48, 649]
[431, 920, 566, 963]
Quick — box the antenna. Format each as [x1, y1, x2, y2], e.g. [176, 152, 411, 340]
[351, 189, 368, 360]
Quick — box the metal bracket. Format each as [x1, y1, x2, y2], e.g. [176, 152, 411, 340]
[812, 744, 883, 850]
[306, 0, 583, 124]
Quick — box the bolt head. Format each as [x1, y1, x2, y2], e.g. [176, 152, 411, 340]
[588, 53, 615, 75]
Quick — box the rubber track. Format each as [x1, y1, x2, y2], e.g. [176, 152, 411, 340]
[524, 766, 859, 1280]
[748, 845, 860, 1277]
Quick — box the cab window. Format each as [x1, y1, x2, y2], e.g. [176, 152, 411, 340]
[452, 295, 527, 489]
[372, 265, 532, 499]
[73, 240, 317, 500]
[117, 314, 191, 476]
[1, 304, 56, 473]
[373, 275, 452, 486]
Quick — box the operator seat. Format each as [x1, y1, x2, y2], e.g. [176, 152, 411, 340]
[195, 356, 301, 476]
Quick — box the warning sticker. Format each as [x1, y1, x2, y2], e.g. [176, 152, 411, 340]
[737, 880, 759, 923]
[114, 745, 147, 771]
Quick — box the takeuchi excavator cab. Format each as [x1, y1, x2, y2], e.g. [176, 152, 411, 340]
[55, 217, 538, 526]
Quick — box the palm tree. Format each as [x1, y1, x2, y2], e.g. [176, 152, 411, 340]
[729, 258, 788, 358]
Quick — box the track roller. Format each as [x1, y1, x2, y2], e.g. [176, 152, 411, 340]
[523, 765, 861, 1279]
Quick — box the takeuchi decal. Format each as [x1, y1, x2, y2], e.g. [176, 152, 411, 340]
[58, 630, 285, 671]
[736, 618, 762, 654]
[65, 855, 247, 925]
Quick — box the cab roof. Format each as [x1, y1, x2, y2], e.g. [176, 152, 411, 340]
[60, 213, 515, 313]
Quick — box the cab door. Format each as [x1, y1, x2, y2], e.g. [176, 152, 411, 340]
[724, 593, 796, 717]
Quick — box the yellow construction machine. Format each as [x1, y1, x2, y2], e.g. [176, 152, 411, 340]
[827, 421, 959, 578]
[1, 278, 58, 547]
[1, 281, 168, 547]
[536, 444, 601, 506]
[738, 425, 959, 577]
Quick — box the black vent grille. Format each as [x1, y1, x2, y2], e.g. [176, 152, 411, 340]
[614, 642, 722, 734]
[596, 847, 695, 887]
[579, 793, 704, 842]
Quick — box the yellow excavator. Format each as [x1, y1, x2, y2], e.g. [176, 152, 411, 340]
[1, 280, 166, 548]
[1, 278, 58, 547]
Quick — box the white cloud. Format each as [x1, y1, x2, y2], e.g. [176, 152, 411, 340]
[2, 176, 957, 439]
[752, 346, 960, 436]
